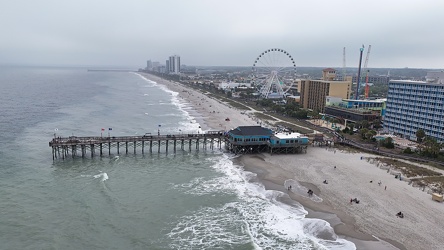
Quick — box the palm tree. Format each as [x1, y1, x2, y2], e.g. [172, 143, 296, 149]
[416, 129, 426, 143]
[423, 137, 442, 157]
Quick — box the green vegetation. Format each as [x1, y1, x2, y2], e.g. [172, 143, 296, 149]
[403, 147, 414, 154]
[380, 137, 395, 149]
[416, 129, 426, 143]
[410, 176, 444, 194]
[223, 100, 250, 110]
[275, 122, 313, 134]
[256, 99, 308, 119]
[374, 157, 442, 178]
[253, 112, 276, 121]
[418, 137, 443, 158]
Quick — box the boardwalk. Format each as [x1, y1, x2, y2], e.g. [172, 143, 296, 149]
[49, 131, 225, 160]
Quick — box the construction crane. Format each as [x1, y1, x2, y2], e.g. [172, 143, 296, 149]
[363, 45, 372, 99]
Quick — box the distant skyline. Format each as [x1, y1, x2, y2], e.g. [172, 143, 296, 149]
[1, 0, 443, 69]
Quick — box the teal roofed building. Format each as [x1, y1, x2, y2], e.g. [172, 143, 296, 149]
[226, 126, 308, 154]
[226, 126, 273, 154]
[268, 132, 308, 154]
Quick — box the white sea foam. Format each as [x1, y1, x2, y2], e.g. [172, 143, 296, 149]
[285, 179, 323, 202]
[93, 172, 109, 182]
[134, 73, 157, 87]
[170, 154, 356, 249]
[135, 73, 202, 133]
[147, 76, 203, 133]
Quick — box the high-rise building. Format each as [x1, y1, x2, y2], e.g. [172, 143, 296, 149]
[146, 60, 153, 71]
[168, 55, 181, 74]
[383, 80, 444, 143]
[165, 60, 169, 73]
[299, 68, 352, 112]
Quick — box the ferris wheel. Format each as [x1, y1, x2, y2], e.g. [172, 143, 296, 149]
[252, 48, 297, 99]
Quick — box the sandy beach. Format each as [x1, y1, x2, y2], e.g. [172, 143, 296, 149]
[140, 73, 259, 131]
[142, 73, 444, 250]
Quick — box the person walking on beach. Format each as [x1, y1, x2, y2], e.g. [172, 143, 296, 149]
[385, 186, 387, 190]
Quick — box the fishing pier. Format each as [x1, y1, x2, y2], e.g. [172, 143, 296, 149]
[49, 126, 311, 160]
[49, 131, 225, 160]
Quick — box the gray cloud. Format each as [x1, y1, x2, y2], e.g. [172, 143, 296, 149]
[1, 0, 443, 68]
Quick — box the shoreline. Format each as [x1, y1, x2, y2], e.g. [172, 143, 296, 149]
[140, 73, 444, 250]
[235, 155, 405, 250]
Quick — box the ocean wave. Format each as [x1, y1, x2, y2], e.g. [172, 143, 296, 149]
[133, 73, 157, 87]
[284, 179, 323, 202]
[93, 172, 109, 182]
[169, 154, 356, 249]
[141, 76, 203, 133]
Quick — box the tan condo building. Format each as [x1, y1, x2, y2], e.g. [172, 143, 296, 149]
[299, 68, 352, 112]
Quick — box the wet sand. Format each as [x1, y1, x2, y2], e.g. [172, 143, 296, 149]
[236, 154, 406, 250]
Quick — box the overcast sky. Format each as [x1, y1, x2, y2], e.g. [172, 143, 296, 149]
[1, 0, 443, 69]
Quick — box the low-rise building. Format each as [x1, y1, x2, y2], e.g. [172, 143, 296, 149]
[324, 98, 386, 122]
[225, 126, 308, 154]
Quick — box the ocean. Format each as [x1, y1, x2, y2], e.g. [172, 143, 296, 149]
[0, 66, 355, 249]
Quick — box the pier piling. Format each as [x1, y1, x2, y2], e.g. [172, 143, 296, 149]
[49, 132, 225, 160]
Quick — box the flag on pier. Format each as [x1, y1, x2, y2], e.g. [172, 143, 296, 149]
[109, 128, 112, 131]
[158, 124, 161, 127]
[101, 128, 105, 131]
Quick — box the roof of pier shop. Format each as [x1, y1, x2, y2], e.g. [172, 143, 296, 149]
[272, 132, 307, 140]
[228, 126, 273, 136]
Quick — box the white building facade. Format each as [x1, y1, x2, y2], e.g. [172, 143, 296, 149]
[168, 55, 181, 74]
[383, 80, 444, 143]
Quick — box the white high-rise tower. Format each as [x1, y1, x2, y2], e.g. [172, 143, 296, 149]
[168, 55, 181, 74]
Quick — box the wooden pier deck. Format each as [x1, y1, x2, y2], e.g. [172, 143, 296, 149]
[49, 131, 225, 160]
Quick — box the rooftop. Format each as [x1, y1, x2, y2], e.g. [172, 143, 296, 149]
[343, 98, 387, 103]
[228, 126, 273, 136]
[273, 132, 307, 140]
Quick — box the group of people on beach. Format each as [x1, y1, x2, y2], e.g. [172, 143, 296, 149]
[350, 198, 360, 204]
[396, 211, 404, 218]
[307, 189, 314, 196]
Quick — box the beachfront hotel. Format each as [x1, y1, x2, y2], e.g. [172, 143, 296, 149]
[168, 55, 181, 74]
[299, 68, 352, 112]
[383, 75, 444, 143]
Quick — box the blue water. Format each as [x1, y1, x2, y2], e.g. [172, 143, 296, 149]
[0, 66, 355, 249]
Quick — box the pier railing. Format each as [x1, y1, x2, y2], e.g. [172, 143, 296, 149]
[49, 131, 225, 160]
